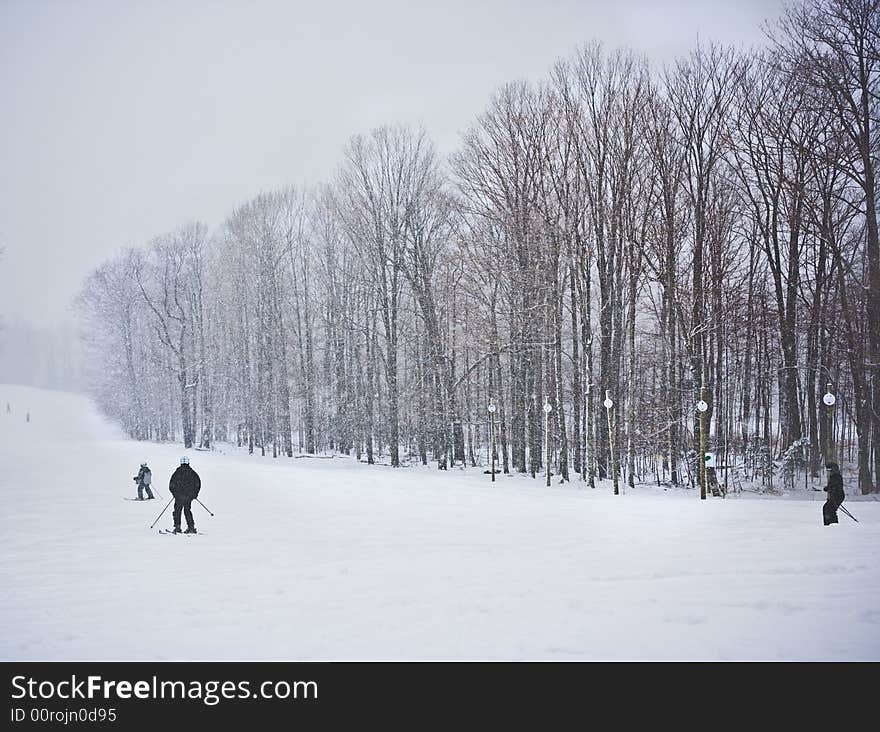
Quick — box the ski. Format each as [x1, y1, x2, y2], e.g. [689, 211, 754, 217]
[124, 497, 157, 501]
[158, 529, 203, 535]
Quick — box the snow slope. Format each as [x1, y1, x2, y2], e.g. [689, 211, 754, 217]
[1, 384, 878, 660]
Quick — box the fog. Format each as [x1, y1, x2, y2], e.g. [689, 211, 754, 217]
[1, 0, 782, 389]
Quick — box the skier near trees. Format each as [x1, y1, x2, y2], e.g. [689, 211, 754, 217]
[822, 462, 845, 526]
[133, 462, 155, 500]
[169, 456, 200, 534]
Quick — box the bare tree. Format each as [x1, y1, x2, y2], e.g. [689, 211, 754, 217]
[776, 0, 880, 492]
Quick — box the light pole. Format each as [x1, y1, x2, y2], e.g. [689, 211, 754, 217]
[697, 388, 709, 500]
[604, 391, 618, 495]
[823, 384, 836, 465]
[544, 400, 552, 487]
[488, 401, 497, 482]
[584, 382, 593, 488]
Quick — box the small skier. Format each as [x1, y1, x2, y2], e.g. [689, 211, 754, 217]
[822, 462, 845, 525]
[133, 462, 155, 500]
[5, 402, 10, 414]
[169, 456, 200, 534]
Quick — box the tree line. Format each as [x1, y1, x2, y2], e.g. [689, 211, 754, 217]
[77, 0, 880, 493]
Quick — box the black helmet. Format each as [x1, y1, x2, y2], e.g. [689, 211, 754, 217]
[825, 462, 840, 472]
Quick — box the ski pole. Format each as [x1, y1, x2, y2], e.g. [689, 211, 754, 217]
[149, 497, 174, 529]
[195, 498, 214, 517]
[838, 504, 859, 523]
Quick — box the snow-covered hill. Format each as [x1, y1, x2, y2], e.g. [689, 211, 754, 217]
[1, 384, 878, 660]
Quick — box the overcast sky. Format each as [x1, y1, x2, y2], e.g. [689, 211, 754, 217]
[1, 0, 784, 326]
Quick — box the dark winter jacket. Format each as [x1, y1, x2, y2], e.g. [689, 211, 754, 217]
[824, 470, 845, 505]
[134, 466, 152, 486]
[169, 464, 201, 502]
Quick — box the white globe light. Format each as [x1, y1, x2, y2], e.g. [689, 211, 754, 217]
[543, 403, 552, 413]
[488, 404, 496, 413]
[696, 400, 708, 412]
[603, 398, 613, 409]
[823, 393, 836, 406]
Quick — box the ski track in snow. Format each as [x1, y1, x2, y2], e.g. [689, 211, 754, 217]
[1, 384, 878, 660]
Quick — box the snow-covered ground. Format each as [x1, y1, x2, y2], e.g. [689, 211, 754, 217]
[1, 384, 878, 661]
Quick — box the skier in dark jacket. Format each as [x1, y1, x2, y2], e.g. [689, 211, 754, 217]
[822, 462, 845, 525]
[169, 456, 201, 534]
[133, 462, 155, 500]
